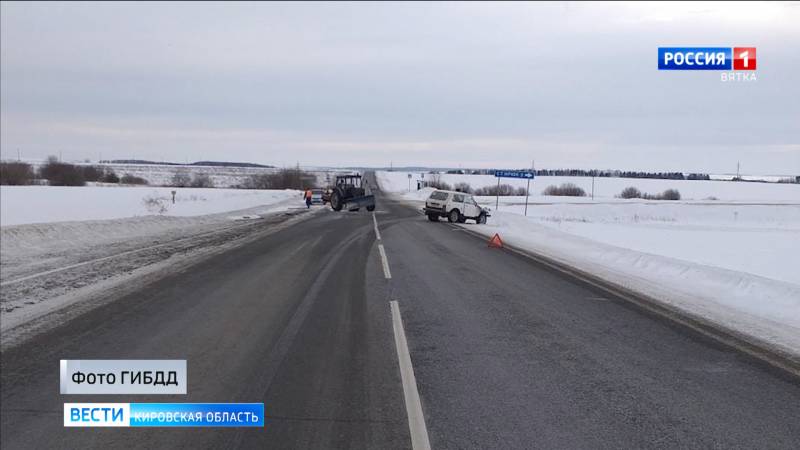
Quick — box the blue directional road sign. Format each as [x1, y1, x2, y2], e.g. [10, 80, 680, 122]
[494, 170, 535, 179]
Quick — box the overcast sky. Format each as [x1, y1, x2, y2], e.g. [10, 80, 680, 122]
[2, 1, 799, 173]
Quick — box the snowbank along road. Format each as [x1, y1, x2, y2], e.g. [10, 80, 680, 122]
[1, 172, 799, 449]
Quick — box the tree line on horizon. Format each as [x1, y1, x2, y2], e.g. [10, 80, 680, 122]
[0, 157, 147, 186]
[443, 168, 711, 180]
[0, 157, 318, 190]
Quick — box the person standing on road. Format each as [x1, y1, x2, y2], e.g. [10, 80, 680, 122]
[304, 188, 313, 208]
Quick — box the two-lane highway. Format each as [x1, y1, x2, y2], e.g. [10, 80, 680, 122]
[2, 173, 799, 449]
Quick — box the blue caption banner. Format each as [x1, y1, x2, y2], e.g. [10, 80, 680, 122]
[658, 47, 732, 70]
[65, 403, 264, 427]
[130, 403, 264, 427]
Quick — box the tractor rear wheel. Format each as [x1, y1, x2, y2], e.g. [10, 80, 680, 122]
[330, 191, 343, 211]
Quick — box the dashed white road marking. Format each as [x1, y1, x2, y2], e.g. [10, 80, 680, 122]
[378, 244, 392, 279]
[390, 301, 431, 450]
[372, 212, 382, 240]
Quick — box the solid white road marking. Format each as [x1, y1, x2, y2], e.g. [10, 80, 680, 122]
[378, 244, 392, 279]
[372, 212, 382, 240]
[390, 301, 431, 450]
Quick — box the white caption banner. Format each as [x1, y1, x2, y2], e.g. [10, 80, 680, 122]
[60, 359, 187, 395]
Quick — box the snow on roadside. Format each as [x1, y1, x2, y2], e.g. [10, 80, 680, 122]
[0, 184, 318, 345]
[1, 185, 307, 286]
[473, 211, 800, 355]
[377, 170, 800, 203]
[0, 185, 302, 226]
[1, 185, 306, 279]
[377, 171, 800, 356]
[0, 207, 315, 348]
[478, 201, 800, 285]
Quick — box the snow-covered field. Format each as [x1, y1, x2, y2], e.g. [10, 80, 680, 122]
[0, 185, 301, 226]
[379, 171, 799, 203]
[377, 171, 800, 356]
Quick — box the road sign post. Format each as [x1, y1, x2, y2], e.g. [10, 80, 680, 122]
[524, 179, 531, 216]
[495, 177, 500, 209]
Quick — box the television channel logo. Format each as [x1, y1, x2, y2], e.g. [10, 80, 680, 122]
[658, 47, 756, 71]
[658, 47, 757, 82]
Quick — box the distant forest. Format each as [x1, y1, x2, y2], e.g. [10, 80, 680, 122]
[100, 160, 274, 168]
[444, 168, 711, 181]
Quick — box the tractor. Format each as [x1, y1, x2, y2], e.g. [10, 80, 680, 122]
[329, 174, 375, 212]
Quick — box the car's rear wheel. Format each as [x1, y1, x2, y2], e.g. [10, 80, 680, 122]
[476, 213, 487, 224]
[427, 214, 438, 222]
[448, 209, 460, 223]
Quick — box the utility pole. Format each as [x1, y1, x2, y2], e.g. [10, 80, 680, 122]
[736, 161, 740, 180]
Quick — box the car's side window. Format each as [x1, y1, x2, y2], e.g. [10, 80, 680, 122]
[453, 194, 464, 202]
[463, 195, 474, 204]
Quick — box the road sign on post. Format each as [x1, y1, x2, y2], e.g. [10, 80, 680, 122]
[493, 170, 535, 212]
[494, 170, 534, 179]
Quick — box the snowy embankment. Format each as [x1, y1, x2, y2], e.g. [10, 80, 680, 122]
[0, 185, 312, 344]
[1, 185, 302, 264]
[377, 171, 800, 356]
[0, 185, 301, 253]
[1, 185, 304, 269]
[0, 185, 301, 226]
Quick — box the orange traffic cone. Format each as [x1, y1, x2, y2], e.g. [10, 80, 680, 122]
[488, 233, 503, 248]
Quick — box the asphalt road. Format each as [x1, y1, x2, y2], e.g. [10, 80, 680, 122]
[2, 173, 799, 449]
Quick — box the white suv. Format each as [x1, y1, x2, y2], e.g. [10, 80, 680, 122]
[423, 190, 491, 224]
